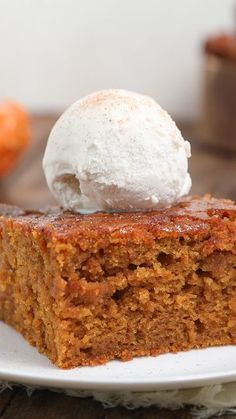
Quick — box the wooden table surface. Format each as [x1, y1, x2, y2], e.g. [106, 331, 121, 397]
[0, 116, 236, 419]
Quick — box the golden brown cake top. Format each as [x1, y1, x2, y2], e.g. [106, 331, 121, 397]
[0, 196, 236, 244]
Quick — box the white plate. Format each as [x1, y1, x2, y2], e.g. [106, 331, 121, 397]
[1, 322, 236, 391]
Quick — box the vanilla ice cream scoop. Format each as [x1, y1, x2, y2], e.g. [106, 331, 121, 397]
[43, 89, 191, 212]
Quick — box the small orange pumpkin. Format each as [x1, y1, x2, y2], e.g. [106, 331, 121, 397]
[0, 100, 30, 175]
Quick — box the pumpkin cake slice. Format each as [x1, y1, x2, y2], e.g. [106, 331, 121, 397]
[0, 195, 236, 368]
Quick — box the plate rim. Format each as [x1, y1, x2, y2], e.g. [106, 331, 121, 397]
[1, 366, 236, 391]
[1, 321, 236, 391]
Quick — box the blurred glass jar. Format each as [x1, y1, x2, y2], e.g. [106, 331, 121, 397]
[201, 34, 236, 152]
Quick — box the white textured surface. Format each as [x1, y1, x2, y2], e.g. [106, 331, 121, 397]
[2, 382, 236, 419]
[1, 322, 236, 392]
[43, 89, 191, 212]
[2, 384, 236, 419]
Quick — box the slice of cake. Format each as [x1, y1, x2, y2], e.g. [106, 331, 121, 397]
[0, 195, 236, 368]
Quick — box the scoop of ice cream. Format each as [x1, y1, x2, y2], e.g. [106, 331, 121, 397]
[43, 89, 191, 212]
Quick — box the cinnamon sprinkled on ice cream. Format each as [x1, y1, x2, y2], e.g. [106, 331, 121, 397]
[43, 89, 191, 212]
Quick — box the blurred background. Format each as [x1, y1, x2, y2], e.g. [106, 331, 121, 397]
[0, 0, 236, 208]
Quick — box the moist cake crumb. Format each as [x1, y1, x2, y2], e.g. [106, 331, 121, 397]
[0, 195, 236, 368]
